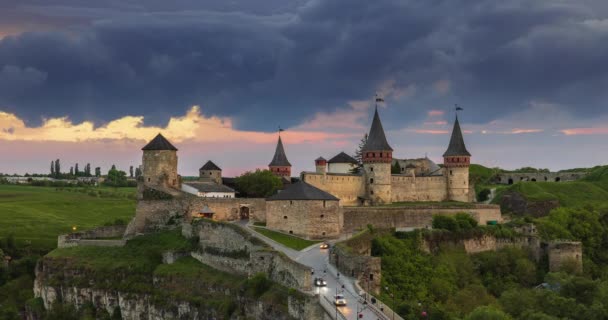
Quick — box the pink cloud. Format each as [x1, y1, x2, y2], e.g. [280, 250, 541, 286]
[428, 110, 444, 117]
[510, 128, 543, 134]
[424, 121, 447, 126]
[561, 127, 608, 135]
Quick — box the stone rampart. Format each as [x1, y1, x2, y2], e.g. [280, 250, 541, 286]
[390, 175, 448, 202]
[57, 225, 127, 248]
[184, 220, 312, 292]
[421, 234, 542, 260]
[342, 204, 502, 233]
[495, 172, 587, 184]
[302, 173, 365, 206]
[548, 241, 583, 273]
[125, 197, 266, 236]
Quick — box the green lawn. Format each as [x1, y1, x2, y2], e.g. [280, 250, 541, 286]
[0, 184, 136, 251]
[252, 227, 320, 251]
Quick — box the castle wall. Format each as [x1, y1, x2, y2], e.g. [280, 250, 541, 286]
[302, 173, 364, 206]
[548, 241, 583, 273]
[342, 205, 502, 233]
[125, 197, 266, 236]
[495, 172, 587, 184]
[266, 200, 342, 239]
[185, 220, 312, 292]
[390, 175, 448, 202]
[447, 166, 470, 202]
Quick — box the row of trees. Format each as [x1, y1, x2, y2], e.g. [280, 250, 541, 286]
[49, 160, 140, 180]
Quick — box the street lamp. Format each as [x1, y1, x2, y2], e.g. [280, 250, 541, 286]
[385, 286, 395, 320]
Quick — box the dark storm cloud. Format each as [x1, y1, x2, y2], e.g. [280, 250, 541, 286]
[1, 0, 608, 129]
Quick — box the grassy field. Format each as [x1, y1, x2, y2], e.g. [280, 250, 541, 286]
[252, 227, 320, 251]
[0, 185, 136, 251]
[492, 165, 608, 208]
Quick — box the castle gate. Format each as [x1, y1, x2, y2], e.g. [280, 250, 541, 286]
[240, 206, 250, 220]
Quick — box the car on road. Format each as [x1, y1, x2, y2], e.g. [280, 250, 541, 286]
[334, 294, 347, 306]
[320, 242, 330, 249]
[314, 277, 327, 287]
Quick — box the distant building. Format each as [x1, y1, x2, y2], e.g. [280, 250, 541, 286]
[327, 152, 358, 174]
[269, 135, 292, 179]
[182, 160, 236, 198]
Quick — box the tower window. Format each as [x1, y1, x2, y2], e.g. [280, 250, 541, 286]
[450, 170, 453, 176]
[320, 214, 325, 218]
[323, 200, 326, 208]
[370, 178, 374, 184]
[370, 190, 374, 195]
[370, 167, 374, 172]
[283, 216, 288, 219]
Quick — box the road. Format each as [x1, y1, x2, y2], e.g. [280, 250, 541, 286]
[236, 221, 386, 320]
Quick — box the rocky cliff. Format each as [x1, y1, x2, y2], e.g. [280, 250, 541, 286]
[33, 256, 303, 320]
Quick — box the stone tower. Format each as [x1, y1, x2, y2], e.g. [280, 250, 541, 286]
[141, 133, 179, 189]
[269, 135, 292, 178]
[315, 157, 327, 175]
[362, 106, 393, 205]
[199, 160, 222, 184]
[443, 114, 471, 202]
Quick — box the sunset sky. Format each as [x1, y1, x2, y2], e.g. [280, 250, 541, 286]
[1, 0, 608, 176]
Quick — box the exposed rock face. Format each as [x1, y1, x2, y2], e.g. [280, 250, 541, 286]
[499, 191, 559, 217]
[33, 257, 322, 320]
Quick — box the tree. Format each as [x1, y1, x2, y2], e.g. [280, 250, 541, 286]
[129, 166, 134, 178]
[135, 167, 142, 179]
[85, 163, 91, 177]
[105, 167, 128, 187]
[111, 164, 116, 171]
[74, 163, 79, 176]
[235, 169, 282, 197]
[350, 133, 368, 174]
[465, 306, 512, 320]
[50, 161, 55, 177]
[54, 159, 61, 178]
[69, 167, 74, 176]
[392, 161, 401, 174]
[95, 167, 101, 177]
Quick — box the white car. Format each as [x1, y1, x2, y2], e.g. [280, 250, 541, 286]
[334, 294, 347, 306]
[320, 242, 330, 249]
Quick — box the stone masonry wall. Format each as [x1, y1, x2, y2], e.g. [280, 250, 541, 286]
[266, 200, 343, 239]
[343, 205, 502, 233]
[329, 245, 381, 295]
[390, 175, 448, 202]
[184, 220, 312, 292]
[125, 197, 266, 236]
[58, 225, 127, 248]
[548, 241, 583, 273]
[302, 173, 365, 206]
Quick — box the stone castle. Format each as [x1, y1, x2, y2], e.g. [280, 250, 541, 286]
[128, 104, 498, 242]
[302, 106, 474, 205]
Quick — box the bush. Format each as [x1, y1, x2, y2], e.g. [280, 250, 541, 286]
[477, 188, 492, 202]
[244, 273, 272, 298]
[432, 214, 477, 232]
[465, 306, 512, 320]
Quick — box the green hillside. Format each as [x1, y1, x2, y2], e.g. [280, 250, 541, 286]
[493, 165, 608, 209]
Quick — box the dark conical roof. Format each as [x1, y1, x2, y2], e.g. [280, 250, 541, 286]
[142, 133, 178, 151]
[328, 152, 358, 164]
[362, 107, 393, 151]
[200, 160, 221, 171]
[269, 136, 291, 167]
[443, 115, 471, 157]
[267, 181, 339, 201]
[315, 157, 327, 161]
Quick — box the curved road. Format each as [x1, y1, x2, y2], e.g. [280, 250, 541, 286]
[236, 221, 387, 320]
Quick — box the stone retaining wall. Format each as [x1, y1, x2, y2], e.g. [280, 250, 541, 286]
[184, 220, 312, 292]
[343, 204, 502, 233]
[58, 225, 127, 248]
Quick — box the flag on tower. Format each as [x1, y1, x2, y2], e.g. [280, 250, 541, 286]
[455, 104, 463, 111]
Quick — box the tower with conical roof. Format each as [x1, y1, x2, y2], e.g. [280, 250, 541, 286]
[141, 133, 179, 189]
[443, 114, 471, 202]
[199, 160, 222, 184]
[362, 102, 393, 205]
[269, 135, 292, 178]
